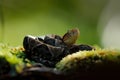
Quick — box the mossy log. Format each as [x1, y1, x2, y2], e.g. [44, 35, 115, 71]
[1, 44, 120, 80]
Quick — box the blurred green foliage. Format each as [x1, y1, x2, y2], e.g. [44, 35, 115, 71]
[0, 0, 108, 46]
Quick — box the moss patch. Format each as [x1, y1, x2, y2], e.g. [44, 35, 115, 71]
[56, 49, 120, 73]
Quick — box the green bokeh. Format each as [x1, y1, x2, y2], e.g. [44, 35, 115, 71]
[0, 0, 108, 46]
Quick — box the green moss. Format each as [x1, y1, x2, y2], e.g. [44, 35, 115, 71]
[0, 44, 23, 64]
[0, 44, 27, 74]
[56, 49, 120, 72]
[1, 43, 120, 75]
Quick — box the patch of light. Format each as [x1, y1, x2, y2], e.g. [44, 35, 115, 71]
[102, 15, 120, 49]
